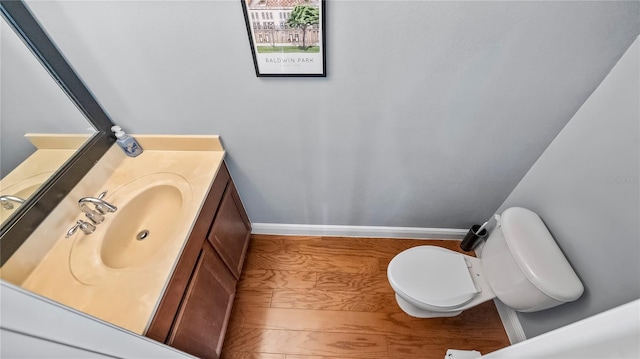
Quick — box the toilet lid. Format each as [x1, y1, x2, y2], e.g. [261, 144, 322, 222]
[388, 246, 478, 308]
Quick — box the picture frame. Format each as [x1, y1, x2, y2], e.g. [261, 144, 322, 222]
[241, 0, 326, 77]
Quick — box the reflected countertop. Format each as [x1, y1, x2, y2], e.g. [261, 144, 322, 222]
[0, 133, 92, 224]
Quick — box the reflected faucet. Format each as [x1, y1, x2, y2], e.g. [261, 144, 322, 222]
[0, 195, 26, 210]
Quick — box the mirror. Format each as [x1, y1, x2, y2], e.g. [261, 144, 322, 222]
[0, 16, 95, 225]
[0, 0, 115, 264]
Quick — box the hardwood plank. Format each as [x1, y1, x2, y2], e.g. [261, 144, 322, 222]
[285, 356, 338, 359]
[387, 334, 454, 358]
[222, 353, 285, 359]
[223, 328, 389, 357]
[299, 237, 463, 257]
[297, 237, 468, 270]
[271, 289, 398, 313]
[243, 307, 413, 336]
[387, 332, 508, 358]
[243, 253, 379, 274]
[315, 272, 392, 293]
[223, 318, 245, 355]
[297, 237, 428, 256]
[249, 235, 302, 254]
[234, 288, 273, 308]
[238, 270, 317, 289]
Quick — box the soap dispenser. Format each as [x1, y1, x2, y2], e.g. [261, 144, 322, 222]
[111, 125, 143, 157]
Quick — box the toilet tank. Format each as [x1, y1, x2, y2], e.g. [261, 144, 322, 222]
[480, 207, 584, 312]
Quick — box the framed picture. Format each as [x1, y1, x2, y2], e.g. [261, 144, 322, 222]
[241, 0, 326, 77]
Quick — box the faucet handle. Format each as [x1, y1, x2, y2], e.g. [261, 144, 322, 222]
[66, 220, 96, 238]
[81, 203, 104, 224]
[0, 195, 26, 210]
[94, 191, 113, 214]
[1, 199, 14, 210]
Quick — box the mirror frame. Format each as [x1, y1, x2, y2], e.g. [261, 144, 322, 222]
[0, 0, 115, 265]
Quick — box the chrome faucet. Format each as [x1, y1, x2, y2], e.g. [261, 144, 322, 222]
[0, 195, 26, 210]
[65, 191, 116, 238]
[78, 191, 117, 214]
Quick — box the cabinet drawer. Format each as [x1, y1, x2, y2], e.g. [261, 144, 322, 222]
[167, 241, 236, 359]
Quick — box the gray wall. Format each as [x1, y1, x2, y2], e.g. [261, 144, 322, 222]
[497, 37, 639, 338]
[24, 1, 639, 228]
[0, 18, 91, 177]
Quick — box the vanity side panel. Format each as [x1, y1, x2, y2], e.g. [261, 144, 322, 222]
[226, 163, 251, 229]
[145, 164, 230, 342]
[207, 181, 251, 279]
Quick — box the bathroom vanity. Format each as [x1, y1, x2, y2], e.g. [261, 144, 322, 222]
[0, 135, 251, 359]
[146, 161, 251, 358]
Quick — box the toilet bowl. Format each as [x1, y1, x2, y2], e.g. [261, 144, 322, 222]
[387, 207, 584, 318]
[388, 246, 495, 318]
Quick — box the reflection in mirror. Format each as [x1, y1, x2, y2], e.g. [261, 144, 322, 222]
[0, 16, 96, 225]
[0, 0, 114, 265]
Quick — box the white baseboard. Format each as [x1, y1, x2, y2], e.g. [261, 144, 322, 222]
[494, 299, 527, 344]
[251, 223, 467, 240]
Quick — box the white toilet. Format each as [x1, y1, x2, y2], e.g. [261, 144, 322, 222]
[387, 207, 584, 318]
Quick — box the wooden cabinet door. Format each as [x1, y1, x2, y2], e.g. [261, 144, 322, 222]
[167, 241, 236, 359]
[207, 182, 251, 279]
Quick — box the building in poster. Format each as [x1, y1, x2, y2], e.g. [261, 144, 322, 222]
[245, 0, 321, 52]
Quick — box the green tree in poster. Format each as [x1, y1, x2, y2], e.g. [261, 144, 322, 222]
[287, 4, 319, 50]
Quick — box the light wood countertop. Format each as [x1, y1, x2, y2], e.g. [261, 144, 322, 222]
[1, 135, 225, 334]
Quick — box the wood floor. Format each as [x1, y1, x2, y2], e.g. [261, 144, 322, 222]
[220, 235, 510, 359]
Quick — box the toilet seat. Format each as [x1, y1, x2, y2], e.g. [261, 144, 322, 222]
[387, 246, 479, 309]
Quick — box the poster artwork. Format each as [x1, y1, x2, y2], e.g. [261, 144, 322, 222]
[243, 0, 325, 76]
